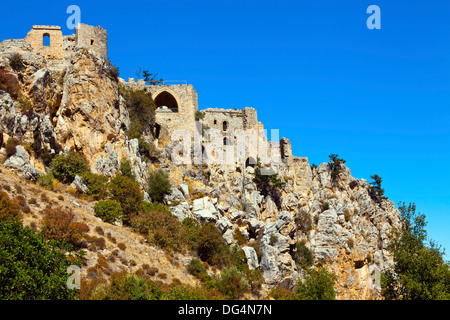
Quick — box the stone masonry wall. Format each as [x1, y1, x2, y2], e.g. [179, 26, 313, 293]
[24, 26, 63, 60]
[75, 24, 108, 58]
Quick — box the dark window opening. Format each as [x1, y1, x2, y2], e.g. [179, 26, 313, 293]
[214, 119, 217, 125]
[245, 157, 256, 168]
[43, 34, 50, 47]
[223, 121, 228, 131]
[90, 39, 95, 46]
[154, 91, 179, 113]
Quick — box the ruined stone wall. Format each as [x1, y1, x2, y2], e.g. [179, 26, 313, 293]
[202, 108, 244, 133]
[75, 24, 108, 58]
[62, 35, 76, 62]
[148, 84, 198, 139]
[24, 26, 63, 60]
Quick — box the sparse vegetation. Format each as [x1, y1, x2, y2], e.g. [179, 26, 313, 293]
[41, 206, 89, 250]
[8, 53, 25, 71]
[0, 68, 21, 99]
[294, 209, 313, 233]
[320, 201, 330, 213]
[5, 137, 20, 159]
[147, 168, 172, 203]
[292, 241, 313, 270]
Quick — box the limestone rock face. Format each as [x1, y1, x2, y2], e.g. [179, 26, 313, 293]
[56, 47, 129, 160]
[3, 145, 41, 180]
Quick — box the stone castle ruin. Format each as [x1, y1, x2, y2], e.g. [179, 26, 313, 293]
[24, 24, 107, 61]
[0, 24, 403, 299]
[2, 23, 293, 169]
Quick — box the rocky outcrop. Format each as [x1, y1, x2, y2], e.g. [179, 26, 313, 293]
[55, 47, 129, 160]
[3, 145, 41, 180]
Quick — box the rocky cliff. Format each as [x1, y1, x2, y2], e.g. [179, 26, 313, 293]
[0, 34, 401, 300]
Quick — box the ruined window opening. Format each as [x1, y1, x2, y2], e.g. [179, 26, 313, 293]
[43, 34, 50, 47]
[90, 39, 95, 46]
[154, 91, 179, 113]
[223, 121, 228, 131]
[214, 119, 217, 125]
[245, 157, 256, 168]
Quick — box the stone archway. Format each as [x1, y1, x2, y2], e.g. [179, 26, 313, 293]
[154, 91, 179, 113]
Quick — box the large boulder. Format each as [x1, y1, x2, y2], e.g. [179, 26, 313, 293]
[192, 196, 219, 223]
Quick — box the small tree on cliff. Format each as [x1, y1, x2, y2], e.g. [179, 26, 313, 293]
[369, 174, 386, 203]
[328, 154, 346, 182]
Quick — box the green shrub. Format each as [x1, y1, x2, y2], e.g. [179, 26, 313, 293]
[292, 242, 313, 270]
[214, 266, 250, 299]
[38, 171, 55, 189]
[196, 223, 232, 268]
[182, 217, 200, 251]
[147, 169, 172, 203]
[141, 201, 171, 214]
[369, 174, 386, 203]
[195, 110, 204, 121]
[294, 267, 337, 300]
[187, 258, 208, 278]
[108, 173, 143, 220]
[381, 202, 450, 300]
[0, 221, 81, 299]
[94, 200, 124, 224]
[105, 59, 119, 81]
[81, 171, 109, 200]
[119, 158, 135, 181]
[51, 151, 90, 183]
[91, 271, 163, 300]
[129, 209, 186, 253]
[123, 89, 156, 137]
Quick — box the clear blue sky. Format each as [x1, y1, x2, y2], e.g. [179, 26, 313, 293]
[1, 0, 449, 259]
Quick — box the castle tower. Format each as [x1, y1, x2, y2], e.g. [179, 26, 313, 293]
[24, 25, 63, 60]
[75, 23, 108, 58]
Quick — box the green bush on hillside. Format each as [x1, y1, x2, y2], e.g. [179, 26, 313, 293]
[51, 151, 90, 183]
[94, 200, 124, 224]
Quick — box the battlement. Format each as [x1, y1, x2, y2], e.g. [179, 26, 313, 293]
[31, 25, 62, 30]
